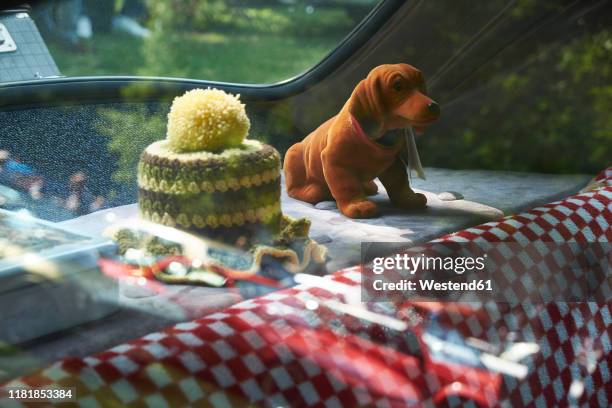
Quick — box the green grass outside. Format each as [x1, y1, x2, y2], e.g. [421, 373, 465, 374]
[48, 33, 144, 78]
[47, 29, 341, 84]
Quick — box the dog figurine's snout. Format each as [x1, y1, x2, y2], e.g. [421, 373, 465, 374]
[427, 101, 440, 116]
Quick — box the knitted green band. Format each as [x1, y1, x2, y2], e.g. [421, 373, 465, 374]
[138, 181, 280, 218]
[140, 202, 282, 230]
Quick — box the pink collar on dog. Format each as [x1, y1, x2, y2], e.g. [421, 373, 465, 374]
[349, 114, 402, 155]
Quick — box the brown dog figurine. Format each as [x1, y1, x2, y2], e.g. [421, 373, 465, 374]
[284, 63, 440, 218]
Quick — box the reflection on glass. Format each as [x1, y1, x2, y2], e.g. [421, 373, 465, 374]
[423, 319, 484, 368]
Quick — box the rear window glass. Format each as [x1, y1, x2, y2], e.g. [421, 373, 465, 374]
[32, 0, 380, 83]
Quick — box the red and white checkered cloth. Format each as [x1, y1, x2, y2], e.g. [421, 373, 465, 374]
[2, 168, 610, 407]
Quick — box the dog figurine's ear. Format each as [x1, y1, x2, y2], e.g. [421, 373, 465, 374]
[348, 76, 386, 139]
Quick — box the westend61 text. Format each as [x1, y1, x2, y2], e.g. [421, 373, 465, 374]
[372, 279, 493, 292]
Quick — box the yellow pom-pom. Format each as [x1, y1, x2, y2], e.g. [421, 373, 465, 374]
[166, 88, 250, 152]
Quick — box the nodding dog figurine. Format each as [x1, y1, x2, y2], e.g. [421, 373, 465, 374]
[284, 63, 440, 218]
